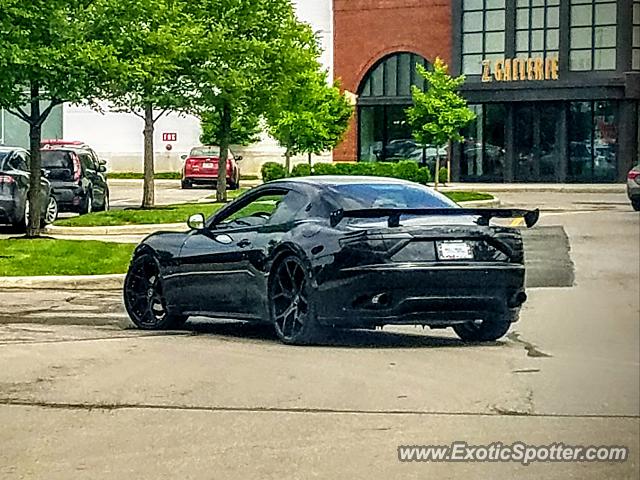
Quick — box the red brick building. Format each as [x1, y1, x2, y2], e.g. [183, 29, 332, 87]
[331, 0, 639, 183]
[333, 0, 452, 161]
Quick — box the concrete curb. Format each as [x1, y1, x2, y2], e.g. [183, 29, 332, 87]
[45, 223, 186, 236]
[458, 198, 501, 208]
[0, 274, 125, 290]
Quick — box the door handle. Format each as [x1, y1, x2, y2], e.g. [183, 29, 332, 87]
[237, 239, 251, 248]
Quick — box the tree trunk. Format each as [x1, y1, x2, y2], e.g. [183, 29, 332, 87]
[308, 152, 312, 168]
[26, 84, 43, 238]
[434, 147, 441, 191]
[284, 150, 292, 175]
[446, 140, 452, 184]
[216, 103, 231, 203]
[142, 104, 155, 208]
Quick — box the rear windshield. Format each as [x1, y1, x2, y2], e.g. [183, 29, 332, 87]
[42, 150, 74, 169]
[329, 183, 458, 210]
[190, 147, 220, 157]
[0, 152, 9, 168]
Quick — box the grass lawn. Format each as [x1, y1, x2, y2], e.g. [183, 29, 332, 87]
[54, 190, 494, 228]
[0, 239, 135, 276]
[444, 191, 494, 203]
[108, 172, 259, 181]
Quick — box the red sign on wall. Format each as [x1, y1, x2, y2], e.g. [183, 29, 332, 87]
[162, 132, 177, 142]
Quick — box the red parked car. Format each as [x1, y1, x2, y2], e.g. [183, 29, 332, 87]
[181, 146, 241, 190]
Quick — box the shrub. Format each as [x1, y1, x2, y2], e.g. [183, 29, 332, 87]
[261, 162, 287, 183]
[290, 164, 312, 177]
[438, 167, 449, 184]
[370, 162, 395, 177]
[313, 163, 338, 175]
[416, 166, 432, 184]
[393, 160, 421, 183]
[334, 162, 358, 175]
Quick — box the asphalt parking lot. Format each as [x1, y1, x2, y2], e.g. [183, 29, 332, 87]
[0, 187, 638, 479]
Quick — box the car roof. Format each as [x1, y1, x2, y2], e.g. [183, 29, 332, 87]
[268, 175, 418, 188]
[0, 146, 27, 154]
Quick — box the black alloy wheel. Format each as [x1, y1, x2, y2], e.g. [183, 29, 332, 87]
[124, 254, 186, 330]
[270, 255, 322, 344]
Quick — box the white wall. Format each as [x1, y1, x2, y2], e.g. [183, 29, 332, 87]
[63, 0, 335, 175]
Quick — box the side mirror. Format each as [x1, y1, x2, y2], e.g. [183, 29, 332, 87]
[235, 155, 243, 161]
[187, 213, 206, 231]
[98, 165, 107, 173]
[181, 154, 188, 161]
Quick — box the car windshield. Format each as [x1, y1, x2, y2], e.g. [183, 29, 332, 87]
[329, 183, 458, 210]
[190, 147, 220, 157]
[41, 150, 74, 169]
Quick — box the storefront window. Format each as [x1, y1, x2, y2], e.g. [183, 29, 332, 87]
[462, 0, 506, 75]
[568, 101, 618, 182]
[0, 106, 63, 148]
[460, 104, 505, 181]
[516, 0, 560, 58]
[633, 0, 640, 70]
[358, 52, 431, 163]
[569, 0, 617, 71]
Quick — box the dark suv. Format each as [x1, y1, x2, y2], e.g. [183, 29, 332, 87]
[41, 144, 109, 214]
[0, 147, 58, 230]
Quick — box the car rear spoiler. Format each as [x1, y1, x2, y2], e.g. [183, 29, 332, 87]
[329, 208, 540, 228]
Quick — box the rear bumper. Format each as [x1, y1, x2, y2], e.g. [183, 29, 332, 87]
[50, 183, 84, 211]
[0, 199, 20, 224]
[184, 174, 233, 183]
[313, 263, 526, 327]
[627, 180, 640, 200]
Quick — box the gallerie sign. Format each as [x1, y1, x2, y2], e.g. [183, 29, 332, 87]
[482, 57, 559, 82]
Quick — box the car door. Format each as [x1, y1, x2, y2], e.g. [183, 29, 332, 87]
[79, 152, 105, 205]
[175, 188, 290, 318]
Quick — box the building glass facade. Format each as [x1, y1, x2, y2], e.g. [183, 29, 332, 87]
[452, 0, 638, 182]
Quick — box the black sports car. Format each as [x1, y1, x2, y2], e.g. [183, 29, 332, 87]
[124, 176, 539, 344]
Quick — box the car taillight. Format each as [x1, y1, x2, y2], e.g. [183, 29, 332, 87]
[0, 175, 15, 184]
[628, 171, 640, 181]
[72, 154, 81, 182]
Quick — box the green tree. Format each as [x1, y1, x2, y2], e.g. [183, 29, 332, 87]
[92, 0, 194, 208]
[267, 69, 353, 172]
[0, 0, 122, 235]
[183, 0, 319, 202]
[199, 106, 261, 147]
[406, 58, 476, 189]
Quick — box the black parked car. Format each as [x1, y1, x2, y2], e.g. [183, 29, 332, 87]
[41, 145, 109, 214]
[124, 176, 539, 345]
[0, 147, 58, 231]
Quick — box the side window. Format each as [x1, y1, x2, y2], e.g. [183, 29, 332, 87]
[267, 191, 307, 225]
[80, 154, 94, 172]
[218, 192, 287, 228]
[8, 153, 28, 172]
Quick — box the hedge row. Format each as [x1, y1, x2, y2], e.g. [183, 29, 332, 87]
[261, 160, 449, 185]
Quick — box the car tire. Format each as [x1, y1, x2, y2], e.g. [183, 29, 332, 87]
[269, 254, 324, 345]
[80, 192, 93, 215]
[12, 199, 29, 233]
[181, 179, 192, 189]
[453, 311, 516, 342]
[42, 196, 58, 226]
[124, 253, 188, 330]
[632, 199, 640, 212]
[97, 191, 109, 212]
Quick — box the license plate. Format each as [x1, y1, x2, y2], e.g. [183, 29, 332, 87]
[437, 241, 474, 260]
[202, 162, 214, 169]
